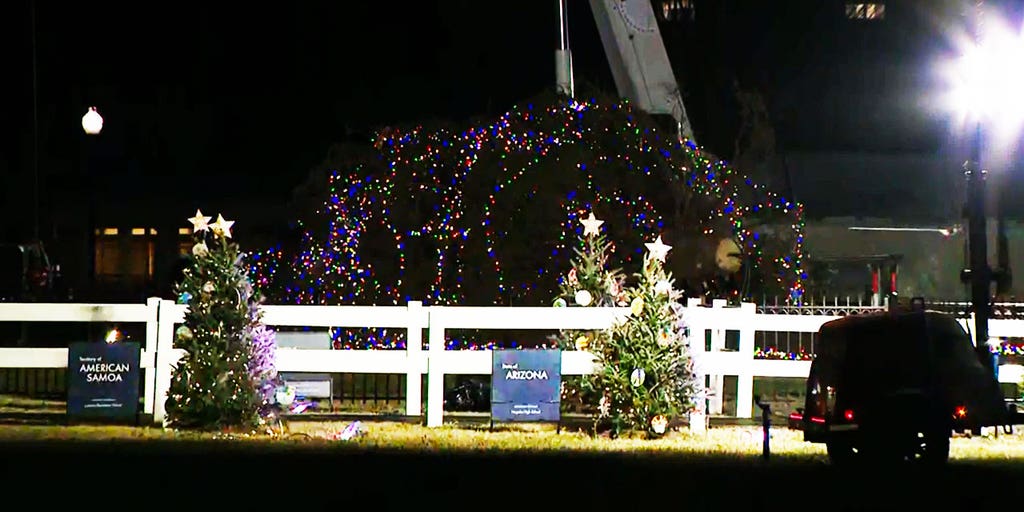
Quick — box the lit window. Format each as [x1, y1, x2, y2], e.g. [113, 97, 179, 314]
[102, 228, 118, 236]
[178, 227, 191, 235]
[846, 3, 885, 20]
[131, 228, 146, 236]
[660, 0, 694, 22]
[95, 234, 156, 281]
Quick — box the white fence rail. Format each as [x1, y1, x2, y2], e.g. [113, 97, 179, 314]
[1, 298, 1021, 427]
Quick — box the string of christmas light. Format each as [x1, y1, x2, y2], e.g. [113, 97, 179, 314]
[755, 347, 815, 361]
[249, 95, 808, 349]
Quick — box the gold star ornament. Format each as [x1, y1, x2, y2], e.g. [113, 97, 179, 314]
[579, 212, 604, 237]
[188, 209, 212, 233]
[209, 214, 235, 239]
[645, 235, 672, 263]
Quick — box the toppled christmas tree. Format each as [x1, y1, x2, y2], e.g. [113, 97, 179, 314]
[556, 212, 701, 437]
[164, 210, 279, 431]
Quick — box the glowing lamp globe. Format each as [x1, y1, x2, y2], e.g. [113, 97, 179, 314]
[82, 107, 103, 135]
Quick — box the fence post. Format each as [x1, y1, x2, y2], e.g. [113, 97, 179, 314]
[143, 297, 160, 416]
[686, 297, 708, 422]
[152, 299, 178, 426]
[708, 299, 726, 415]
[405, 301, 423, 417]
[735, 302, 757, 419]
[426, 307, 446, 427]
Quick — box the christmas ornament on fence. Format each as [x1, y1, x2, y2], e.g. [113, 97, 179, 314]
[575, 289, 593, 306]
[553, 298, 567, 308]
[177, 291, 192, 304]
[630, 368, 646, 387]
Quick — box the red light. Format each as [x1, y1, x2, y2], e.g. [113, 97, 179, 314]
[955, 406, 967, 418]
[843, 409, 854, 421]
[810, 416, 826, 424]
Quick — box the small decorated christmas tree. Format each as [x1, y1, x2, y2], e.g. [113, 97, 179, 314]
[554, 212, 628, 411]
[577, 232, 701, 437]
[164, 210, 278, 431]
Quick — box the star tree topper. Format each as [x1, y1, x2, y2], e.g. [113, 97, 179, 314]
[209, 214, 235, 239]
[645, 235, 672, 263]
[188, 209, 212, 233]
[580, 212, 604, 237]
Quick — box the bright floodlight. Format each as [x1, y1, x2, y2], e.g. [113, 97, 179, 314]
[82, 106, 103, 135]
[943, 21, 1024, 124]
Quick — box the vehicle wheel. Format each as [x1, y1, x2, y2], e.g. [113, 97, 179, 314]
[826, 439, 859, 464]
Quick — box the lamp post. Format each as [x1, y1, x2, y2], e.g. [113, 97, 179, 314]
[82, 107, 103, 297]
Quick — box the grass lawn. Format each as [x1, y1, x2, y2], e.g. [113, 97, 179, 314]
[1, 417, 1023, 462]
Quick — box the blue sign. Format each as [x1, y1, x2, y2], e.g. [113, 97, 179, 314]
[67, 342, 140, 422]
[491, 349, 561, 422]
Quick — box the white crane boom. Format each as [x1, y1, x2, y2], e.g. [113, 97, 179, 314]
[587, 0, 695, 142]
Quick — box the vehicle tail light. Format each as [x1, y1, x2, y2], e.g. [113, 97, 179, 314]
[843, 409, 855, 422]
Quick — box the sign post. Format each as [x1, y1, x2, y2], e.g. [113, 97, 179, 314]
[67, 342, 141, 424]
[491, 349, 561, 429]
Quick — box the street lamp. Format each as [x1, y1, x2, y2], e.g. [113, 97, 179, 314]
[82, 107, 103, 298]
[82, 107, 103, 135]
[942, 8, 1024, 374]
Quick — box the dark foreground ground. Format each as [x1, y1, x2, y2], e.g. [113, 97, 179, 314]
[2, 440, 1021, 511]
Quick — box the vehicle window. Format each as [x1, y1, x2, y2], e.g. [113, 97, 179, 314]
[928, 314, 984, 372]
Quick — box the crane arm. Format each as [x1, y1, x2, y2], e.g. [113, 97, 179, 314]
[588, 0, 695, 142]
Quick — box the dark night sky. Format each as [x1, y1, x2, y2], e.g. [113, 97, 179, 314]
[3, 0, 1023, 234]
[3, 2, 593, 199]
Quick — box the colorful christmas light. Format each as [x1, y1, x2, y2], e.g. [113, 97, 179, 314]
[248, 96, 807, 348]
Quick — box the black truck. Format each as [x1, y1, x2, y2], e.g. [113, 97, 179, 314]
[789, 304, 1023, 464]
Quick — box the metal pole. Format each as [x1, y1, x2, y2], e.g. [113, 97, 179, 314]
[965, 132, 992, 370]
[963, 1, 995, 374]
[555, 0, 574, 97]
[31, 0, 39, 241]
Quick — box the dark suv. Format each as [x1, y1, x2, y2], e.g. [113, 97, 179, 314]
[791, 306, 1017, 464]
[0, 241, 56, 302]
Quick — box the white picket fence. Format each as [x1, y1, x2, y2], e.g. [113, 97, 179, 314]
[1, 297, 1022, 427]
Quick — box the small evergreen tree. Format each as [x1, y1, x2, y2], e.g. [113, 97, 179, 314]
[164, 210, 276, 431]
[554, 212, 628, 412]
[575, 232, 701, 437]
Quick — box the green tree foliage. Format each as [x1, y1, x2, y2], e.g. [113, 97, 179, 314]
[556, 214, 700, 437]
[164, 211, 265, 431]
